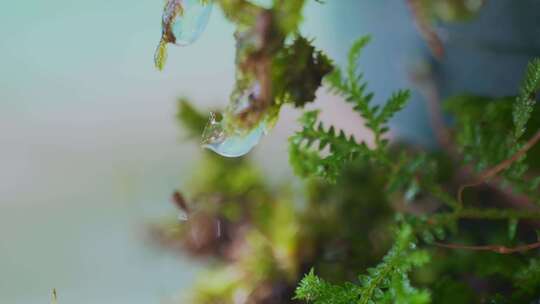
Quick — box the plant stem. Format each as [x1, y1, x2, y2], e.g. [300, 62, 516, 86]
[416, 208, 540, 235]
[405, 0, 444, 59]
[458, 129, 540, 203]
[434, 241, 540, 254]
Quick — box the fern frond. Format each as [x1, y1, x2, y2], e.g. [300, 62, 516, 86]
[446, 59, 540, 204]
[358, 225, 430, 304]
[294, 269, 361, 304]
[295, 225, 430, 304]
[513, 58, 540, 139]
[325, 37, 410, 148]
[347, 36, 371, 89]
[376, 90, 411, 130]
[289, 110, 370, 182]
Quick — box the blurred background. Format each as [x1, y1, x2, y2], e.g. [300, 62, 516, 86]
[1, 0, 538, 303]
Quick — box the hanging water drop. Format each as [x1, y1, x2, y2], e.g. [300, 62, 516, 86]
[155, 0, 213, 69]
[201, 112, 267, 158]
[168, 0, 213, 46]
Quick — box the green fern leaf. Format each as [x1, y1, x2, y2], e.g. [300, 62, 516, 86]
[295, 225, 430, 304]
[513, 58, 540, 139]
[289, 110, 370, 182]
[325, 37, 410, 147]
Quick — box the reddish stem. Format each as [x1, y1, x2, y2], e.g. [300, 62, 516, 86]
[435, 240, 540, 254]
[458, 129, 540, 204]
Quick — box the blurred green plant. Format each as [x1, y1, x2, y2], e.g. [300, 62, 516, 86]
[151, 1, 540, 303]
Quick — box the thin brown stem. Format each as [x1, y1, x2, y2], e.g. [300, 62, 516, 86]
[458, 129, 540, 204]
[405, 0, 444, 59]
[434, 240, 540, 254]
[409, 63, 458, 159]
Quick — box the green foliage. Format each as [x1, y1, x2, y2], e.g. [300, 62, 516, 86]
[295, 225, 430, 304]
[289, 38, 412, 183]
[154, 2, 540, 304]
[273, 36, 333, 107]
[288, 47, 540, 303]
[290, 110, 370, 182]
[513, 58, 540, 139]
[445, 95, 520, 172]
[272, 0, 307, 34]
[386, 152, 436, 202]
[326, 37, 410, 148]
[223, 0, 332, 131]
[217, 0, 261, 26]
[295, 269, 362, 304]
[447, 60, 540, 193]
[445, 71, 540, 202]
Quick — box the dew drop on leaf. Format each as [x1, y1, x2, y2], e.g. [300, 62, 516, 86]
[155, 0, 213, 69]
[167, 0, 213, 46]
[201, 112, 267, 158]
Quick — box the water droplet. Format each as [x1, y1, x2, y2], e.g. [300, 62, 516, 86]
[201, 112, 267, 158]
[167, 0, 213, 46]
[155, 0, 213, 69]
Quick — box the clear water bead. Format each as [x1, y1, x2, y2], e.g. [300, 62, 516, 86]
[165, 0, 213, 46]
[202, 113, 267, 158]
[155, 0, 213, 69]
